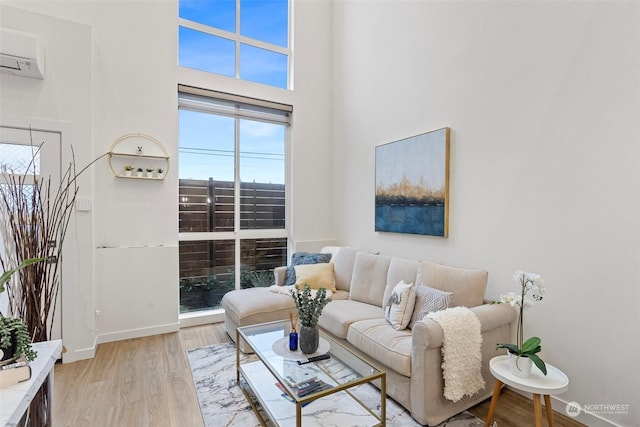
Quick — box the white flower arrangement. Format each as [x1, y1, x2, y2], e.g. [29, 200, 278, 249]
[496, 270, 548, 375]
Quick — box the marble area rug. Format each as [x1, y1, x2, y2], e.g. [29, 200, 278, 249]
[187, 342, 484, 427]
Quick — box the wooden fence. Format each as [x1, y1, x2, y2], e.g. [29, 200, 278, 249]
[179, 238, 287, 282]
[179, 179, 285, 232]
[178, 179, 287, 283]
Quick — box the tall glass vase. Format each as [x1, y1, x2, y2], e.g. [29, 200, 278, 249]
[299, 325, 319, 354]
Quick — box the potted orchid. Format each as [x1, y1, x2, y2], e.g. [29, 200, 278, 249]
[496, 270, 547, 377]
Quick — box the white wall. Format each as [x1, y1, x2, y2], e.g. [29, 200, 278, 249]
[0, 1, 180, 359]
[0, 5, 95, 361]
[1, 0, 334, 360]
[331, 1, 639, 426]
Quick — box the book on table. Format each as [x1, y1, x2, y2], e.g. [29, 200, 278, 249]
[276, 377, 332, 402]
[0, 356, 32, 388]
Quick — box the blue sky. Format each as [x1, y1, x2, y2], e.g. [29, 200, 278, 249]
[179, 0, 288, 48]
[179, 110, 285, 184]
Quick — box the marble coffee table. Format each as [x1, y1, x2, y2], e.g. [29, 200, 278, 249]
[237, 320, 387, 427]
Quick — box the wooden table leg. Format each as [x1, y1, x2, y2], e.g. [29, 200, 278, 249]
[533, 394, 543, 427]
[545, 394, 555, 427]
[484, 380, 503, 427]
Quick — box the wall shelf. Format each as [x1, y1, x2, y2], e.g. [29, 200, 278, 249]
[108, 133, 169, 180]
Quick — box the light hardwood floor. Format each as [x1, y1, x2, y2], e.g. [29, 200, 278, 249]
[52, 323, 584, 427]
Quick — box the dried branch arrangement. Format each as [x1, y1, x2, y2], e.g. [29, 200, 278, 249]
[0, 149, 104, 340]
[0, 134, 106, 425]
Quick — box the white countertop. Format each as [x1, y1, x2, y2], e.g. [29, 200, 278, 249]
[0, 340, 62, 426]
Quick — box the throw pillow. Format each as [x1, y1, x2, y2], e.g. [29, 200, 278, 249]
[294, 263, 336, 292]
[384, 280, 416, 331]
[284, 252, 332, 287]
[408, 283, 453, 328]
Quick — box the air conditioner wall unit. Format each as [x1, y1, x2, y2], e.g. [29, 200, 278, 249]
[0, 28, 45, 80]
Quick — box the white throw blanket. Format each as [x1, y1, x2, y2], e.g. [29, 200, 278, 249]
[426, 306, 485, 402]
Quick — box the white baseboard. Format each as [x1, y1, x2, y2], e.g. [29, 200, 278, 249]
[96, 322, 180, 345]
[179, 309, 225, 328]
[59, 315, 224, 363]
[61, 337, 98, 363]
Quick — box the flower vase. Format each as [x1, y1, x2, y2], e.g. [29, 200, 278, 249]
[508, 353, 533, 378]
[299, 325, 319, 354]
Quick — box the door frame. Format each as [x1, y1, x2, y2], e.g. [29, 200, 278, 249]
[0, 115, 77, 361]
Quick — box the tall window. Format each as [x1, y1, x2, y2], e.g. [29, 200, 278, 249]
[178, 0, 290, 89]
[178, 87, 290, 313]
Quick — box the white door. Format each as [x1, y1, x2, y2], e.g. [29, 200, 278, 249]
[0, 125, 62, 340]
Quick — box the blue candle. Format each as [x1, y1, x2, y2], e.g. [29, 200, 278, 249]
[289, 331, 298, 351]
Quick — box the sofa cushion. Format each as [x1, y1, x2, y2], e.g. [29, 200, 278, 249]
[331, 290, 349, 300]
[331, 247, 357, 291]
[318, 300, 383, 339]
[384, 280, 416, 330]
[382, 257, 419, 310]
[409, 284, 453, 329]
[416, 260, 488, 308]
[349, 252, 392, 306]
[222, 287, 295, 326]
[284, 252, 332, 286]
[347, 318, 413, 377]
[294, 263, 336, 291]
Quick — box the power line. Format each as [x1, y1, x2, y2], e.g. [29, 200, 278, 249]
[179, 147, 284, 161]
[180, 146, 284, 157]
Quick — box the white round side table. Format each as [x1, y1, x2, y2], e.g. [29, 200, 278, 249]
[485, 355, 569, 427]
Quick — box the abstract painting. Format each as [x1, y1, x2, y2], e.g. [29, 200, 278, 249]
[375, 128, 450, 237]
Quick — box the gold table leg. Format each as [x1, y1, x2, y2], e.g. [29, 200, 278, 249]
[236, 330, 241, 384]
[381, 373, 387, 425]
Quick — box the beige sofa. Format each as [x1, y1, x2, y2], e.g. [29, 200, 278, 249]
[222, 246, 516, 426]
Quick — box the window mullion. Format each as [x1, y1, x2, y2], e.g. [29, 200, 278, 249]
[234, 116, 241, 290]
[235, 0, 241, 79]
[179, 19, 289, 56]
[237, 36, 289, 55]
[235, 41, 241, 80]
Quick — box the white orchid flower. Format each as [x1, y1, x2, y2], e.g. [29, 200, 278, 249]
[513, 270, 525, 282]
[499, 292, 521, 307]
[530, 283, 545, 301]
[526, 272, 541, 283]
